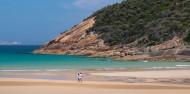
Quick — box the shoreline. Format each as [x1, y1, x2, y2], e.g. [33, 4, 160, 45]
[1, 69, 190, 94]
[1, 68, 190, 84]
[35, 53, 190, 62]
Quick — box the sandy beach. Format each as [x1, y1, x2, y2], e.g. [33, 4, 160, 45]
[1, 0, 190, 94]
[0, 69, 190, 94]
[90, 70, 190, 78]
[0, 78, 190, 94]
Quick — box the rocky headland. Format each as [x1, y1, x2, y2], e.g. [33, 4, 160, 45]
[34, 0, 190, 62]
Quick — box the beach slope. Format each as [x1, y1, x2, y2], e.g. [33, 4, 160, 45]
[0, 78, 190, 94]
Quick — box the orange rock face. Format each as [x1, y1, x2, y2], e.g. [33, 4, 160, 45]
[34, 18, 190, 61]
[33, 17, 109, 55]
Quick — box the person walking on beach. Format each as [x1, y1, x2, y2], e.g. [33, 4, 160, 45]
[77, 73, 83, 83]
[79, 73, 83, 83]
[77, 74, 80, 82]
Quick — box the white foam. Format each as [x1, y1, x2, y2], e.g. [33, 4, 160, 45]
[152, 67, 163, 69]
[166, 67, 177, 69]
[45, 69, 75, 71]
[45, 69, 64, 72]
[152, 67, 177, 69]
[0, 69, 76, 72]
[0, 70, 41, 72]
[143, 60, 148, 62]
[176, 65, 190, 67]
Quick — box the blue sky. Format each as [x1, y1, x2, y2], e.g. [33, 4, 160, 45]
[0, 0, 122, 45]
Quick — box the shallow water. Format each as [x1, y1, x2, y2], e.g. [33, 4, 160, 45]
[0, 45, 190, 71]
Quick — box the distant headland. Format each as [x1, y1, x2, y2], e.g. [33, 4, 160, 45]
[0, 41, 22, 45]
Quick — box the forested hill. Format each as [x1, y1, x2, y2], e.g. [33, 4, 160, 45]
[34, 0, 190, 62]
[87, 0, 190, 46]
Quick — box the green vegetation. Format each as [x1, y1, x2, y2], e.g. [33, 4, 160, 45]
[86, 0, 190, 46]
[184, 32, 190, 42]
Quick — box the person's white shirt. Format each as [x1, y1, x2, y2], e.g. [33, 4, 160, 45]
[77, 74, 80, 79]
[79, 73, 82, 78]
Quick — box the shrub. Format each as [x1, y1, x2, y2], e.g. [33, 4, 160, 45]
[85, 0, 190, 46]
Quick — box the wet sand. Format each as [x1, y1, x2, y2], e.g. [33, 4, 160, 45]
[90, 70, 190, 78]
[0, 69, 190, 94]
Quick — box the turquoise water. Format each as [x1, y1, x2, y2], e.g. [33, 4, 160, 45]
[0, 45, 190, 71]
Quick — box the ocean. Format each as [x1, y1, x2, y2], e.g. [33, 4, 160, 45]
[0, 45, 190, 71]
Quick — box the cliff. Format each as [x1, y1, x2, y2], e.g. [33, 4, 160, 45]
[34, 17, 109, 56]
[34, 17, 190, 61]
[34, 0, 190, 62]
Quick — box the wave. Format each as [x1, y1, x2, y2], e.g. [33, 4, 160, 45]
[176, 65, 190, 67]
[152, 67, 164, 69]
[45, 69, 76, 71]
[151, 66, 190, 69]
[0, 70, 41, 72]
[0, 69, 76, 72]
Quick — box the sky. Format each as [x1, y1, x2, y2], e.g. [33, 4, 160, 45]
[0, 0, 122, 45]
